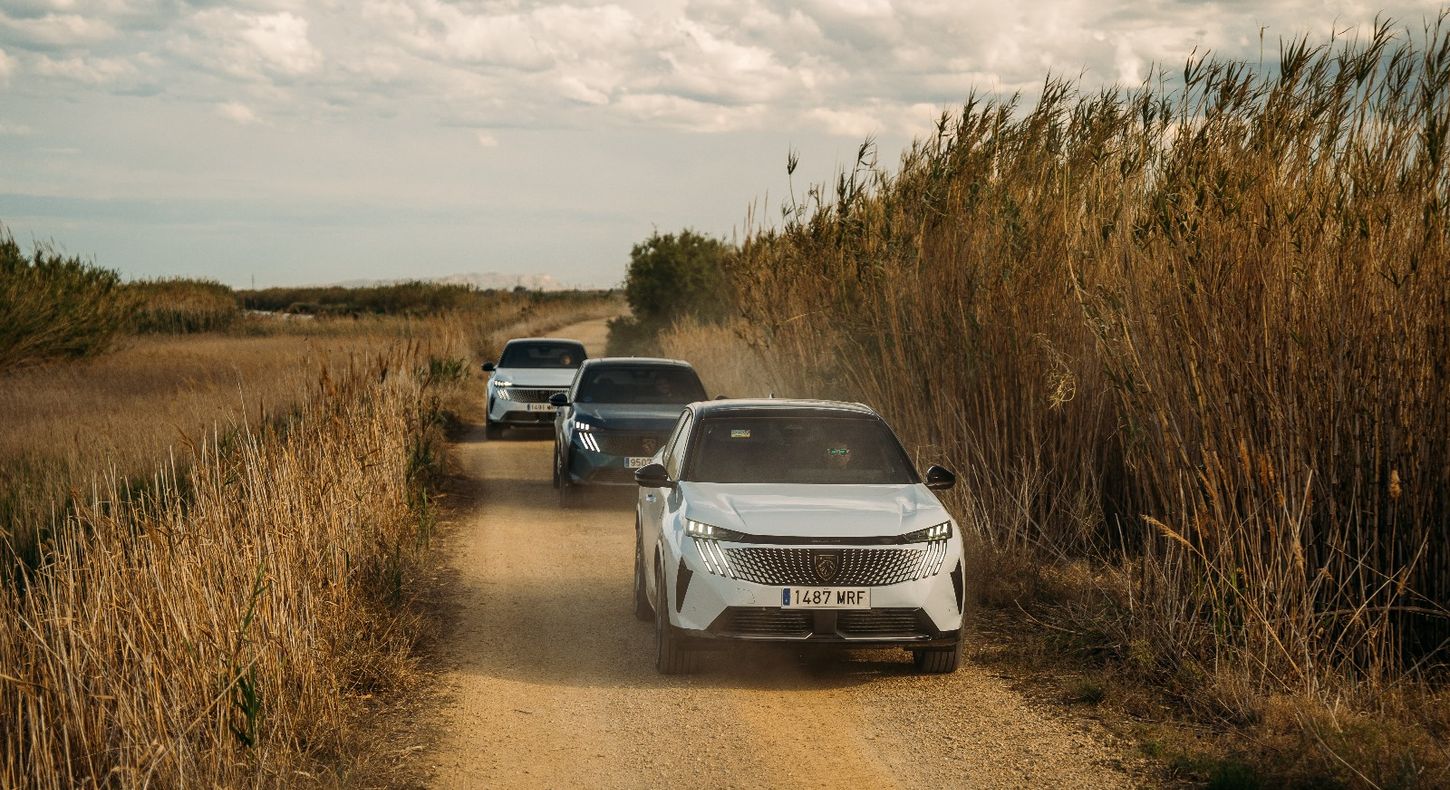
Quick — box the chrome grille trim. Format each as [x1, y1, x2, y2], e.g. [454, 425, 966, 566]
[593, 431, 668, 456]
[721, 546, 945, 586]
[503, 387, 567, 403]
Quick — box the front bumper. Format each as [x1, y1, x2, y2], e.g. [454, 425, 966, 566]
[562, 433, 668, 486]
[562, 445, 645, 486]
[664, 544, 966, 648]
[487, 388, 563, 425]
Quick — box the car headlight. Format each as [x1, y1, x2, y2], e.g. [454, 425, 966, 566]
[901, 521, 952, 543]
[573, 422, 601, 452]
[685, 519, 745, 541]
[492, 381, 512, 400]
[686, 519, 744, 578]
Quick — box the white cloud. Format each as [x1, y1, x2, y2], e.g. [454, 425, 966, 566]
[0, 47, 12, 83]
[31, 53, 136, 85]
[475, 130, 497, 147]
[217, 101, 259, 124]
[0, 11, 116, 49]
[173, 9, 321, 81]
[615, 92, 768, 132]
[805, 106, 880, 138]
[238, 12, 322, 75]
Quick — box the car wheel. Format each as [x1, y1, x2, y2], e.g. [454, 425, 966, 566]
[551, 448, 561, 489]
[913, 639, 962, 674]
[654, 563, 693, 675]
[632, 525, 652, 621]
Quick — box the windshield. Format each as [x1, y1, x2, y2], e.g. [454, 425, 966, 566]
[686, 415, 917, 485]
[498, 342, 586, 369]
[574, 366, 706, 405]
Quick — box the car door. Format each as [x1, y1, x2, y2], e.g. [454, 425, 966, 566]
[554, 364, 584, 455]
[642, 410, 691, 594]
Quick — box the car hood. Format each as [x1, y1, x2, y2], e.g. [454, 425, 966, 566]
[572, 403, 686, 432]
[490, 367, 578, 388]
[680, 483, 951, 538]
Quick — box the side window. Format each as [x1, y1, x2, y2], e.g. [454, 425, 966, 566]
[663, 412, 693, 479]
[570, 364, 589, 402]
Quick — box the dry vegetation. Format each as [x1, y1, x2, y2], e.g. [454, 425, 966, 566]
[0, 294, 620, 786]
[696, 21, 1450, 786]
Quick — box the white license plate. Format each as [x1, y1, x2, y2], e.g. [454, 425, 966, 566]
[526, 403, 555, 412]
[781, 587, 871, 609]
[625, 456, 652, 469]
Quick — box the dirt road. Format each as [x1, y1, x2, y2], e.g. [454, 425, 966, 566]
[427, 318, 1137, 789]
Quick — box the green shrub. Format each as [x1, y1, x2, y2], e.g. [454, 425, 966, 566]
[0, 225, 127, 371]
[608, 230, 733, 354]
[126, 278, 240, 333]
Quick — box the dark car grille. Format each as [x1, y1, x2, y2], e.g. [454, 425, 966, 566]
[837, 608, 923, 636]
[720, 545, 949, 586]
[503, 387, 566, 404]
[715, 608, 812, 637]
[709, 607, 930, 639]
[593, 431, 668, 457]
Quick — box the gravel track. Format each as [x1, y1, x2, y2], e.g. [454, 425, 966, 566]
[426, 318, 1139, 789]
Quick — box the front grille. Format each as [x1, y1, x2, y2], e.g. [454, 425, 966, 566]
[721, 545, 949, 586]
[838, 608, 924, 636]
[716, 608, 812, 637]
[708, 607, 932, 640]
[593, 431, 668, 456]
[503, 387, 565, 404]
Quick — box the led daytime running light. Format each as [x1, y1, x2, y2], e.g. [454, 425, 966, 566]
[687, 519, 742, 578]
[902, 521, 953, 543]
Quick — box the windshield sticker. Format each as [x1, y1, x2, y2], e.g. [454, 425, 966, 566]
[730, 429, 751, 438]
[827, 447, 850, 456]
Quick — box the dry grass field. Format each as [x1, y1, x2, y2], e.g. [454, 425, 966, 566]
[0, 296, 620, 786]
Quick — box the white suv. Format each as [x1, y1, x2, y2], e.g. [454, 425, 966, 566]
[633, 399, 965, 674]
[482, 338, 586, 439]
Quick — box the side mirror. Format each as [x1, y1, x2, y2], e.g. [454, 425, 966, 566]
[634, 462, 674, 489]
[481, 361, 496, 372]
[548, 392, 569, 407]
[925, 465, 956, 491]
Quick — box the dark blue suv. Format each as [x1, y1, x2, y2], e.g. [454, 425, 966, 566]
[551, 358, 706, 507]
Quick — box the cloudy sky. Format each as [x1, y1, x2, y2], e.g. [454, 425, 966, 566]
[0, 1, 1440, 286]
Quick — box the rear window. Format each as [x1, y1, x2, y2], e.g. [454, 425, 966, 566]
[685, 415, 916, 485]
[574, 366, 706, 405]
[499, 342, 586, 369]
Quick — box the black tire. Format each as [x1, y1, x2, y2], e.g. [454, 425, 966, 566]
[556, 449, 577, 507]
[654, 564, 692, 675]
[913, 639, 962, 674]
[632, 525, 652, 621]
[551, 447, 561, 489]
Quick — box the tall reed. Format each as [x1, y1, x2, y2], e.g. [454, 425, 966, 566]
[0, 346, 448, 786]
[731, 19, 1449, 711]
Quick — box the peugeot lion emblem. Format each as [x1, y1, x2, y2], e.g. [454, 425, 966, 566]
[812, 551, 842, 583]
